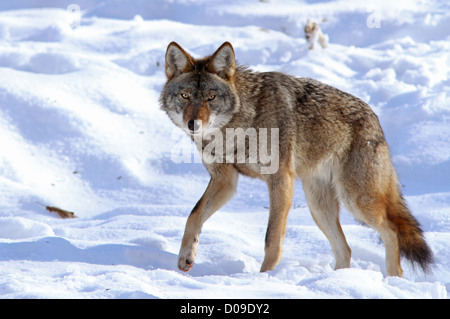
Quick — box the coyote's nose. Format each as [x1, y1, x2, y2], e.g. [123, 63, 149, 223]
[188, 119, 200, 132]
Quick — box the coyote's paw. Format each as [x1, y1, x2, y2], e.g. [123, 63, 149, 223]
[178, 256, 194, 272]
[178, 248, 196, 272]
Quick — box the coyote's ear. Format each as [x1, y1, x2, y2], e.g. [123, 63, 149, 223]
[208, 42, 236, 81]
[165, 42, 194, 80]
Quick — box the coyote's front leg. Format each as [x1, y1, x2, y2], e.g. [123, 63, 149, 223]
[260, 168, 294, 272]
[178, 165, 238, 272]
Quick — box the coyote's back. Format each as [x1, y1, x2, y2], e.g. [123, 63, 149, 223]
[160, 41, 433, 277]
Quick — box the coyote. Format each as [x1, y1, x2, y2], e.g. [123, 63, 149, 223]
[160, 42, 433, 277]
[304, 19, 328, 50]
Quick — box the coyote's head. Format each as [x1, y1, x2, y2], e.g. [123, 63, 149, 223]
[160, 42, 239, 135]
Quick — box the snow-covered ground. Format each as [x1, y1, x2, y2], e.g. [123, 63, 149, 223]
[0, 0, 449, 299]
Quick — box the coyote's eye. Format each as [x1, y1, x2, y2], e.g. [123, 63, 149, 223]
[208, 94, 216, 101]
[180, 93, 189, 99]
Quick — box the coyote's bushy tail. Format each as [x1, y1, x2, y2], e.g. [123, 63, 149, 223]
[386, 190, 434, 273]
